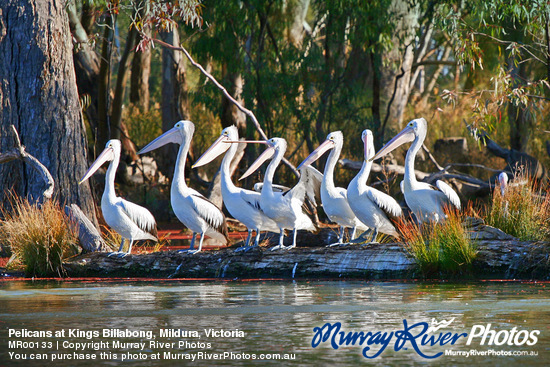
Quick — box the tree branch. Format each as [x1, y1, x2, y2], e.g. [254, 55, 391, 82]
[0, 125, 54, 200]
[149, 36, 300, 178]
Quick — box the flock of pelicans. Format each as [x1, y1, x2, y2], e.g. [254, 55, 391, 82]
[80, 117, 461, 257]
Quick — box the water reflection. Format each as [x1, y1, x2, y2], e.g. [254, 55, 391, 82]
[0, 280, 548, 366]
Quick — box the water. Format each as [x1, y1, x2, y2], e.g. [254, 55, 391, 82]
[0, 279, 548, 366]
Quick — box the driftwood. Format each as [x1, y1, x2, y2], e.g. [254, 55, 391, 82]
[63, 221, 550, 280]
[339, 158, 493, 195]
[65, 204, 110, 253]
[475, 130, 547, 181]
[0, 125, 54, 200]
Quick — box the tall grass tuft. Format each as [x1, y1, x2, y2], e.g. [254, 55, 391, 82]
[0, 198, 79, 277]
[486, 172, 550, 241]
[398, 207, 477, 277]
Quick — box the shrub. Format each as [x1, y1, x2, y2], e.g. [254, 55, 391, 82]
[398, 207, 477, 277]
[486, 172, 550, 241]
[0, 198, 79, 277]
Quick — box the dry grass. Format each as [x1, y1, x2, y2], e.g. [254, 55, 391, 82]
[397, 207, 477, 277]
[486, 172, 550, 241]
[0, 198, 79, 277]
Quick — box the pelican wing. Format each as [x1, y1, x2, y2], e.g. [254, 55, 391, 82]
[284, 166, 323, 207]
[366, 189, 403, 219]
[239, 190, 263, 212]
[435, 180, 461, 210]
[189, 193, 229, 238]
[253, 183, 290, 193]
[118, 200, 158, 239]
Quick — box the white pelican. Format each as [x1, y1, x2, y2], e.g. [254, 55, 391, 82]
[192, 126, 279, 250]
[371, 118, 461, 222]
[297, 131, 369, 245]
[80, 139, 157, 256]
[498, 172, 508, 197]
[347, 130, 402, 244]
[138, 120, 229, 254]
[240, 137, 322, 250]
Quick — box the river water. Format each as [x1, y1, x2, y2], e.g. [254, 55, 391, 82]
[0, 279, 548, 366]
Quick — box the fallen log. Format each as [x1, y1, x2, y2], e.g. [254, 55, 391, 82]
[63, 222, 550, 280]
[65, 204, 111, 253]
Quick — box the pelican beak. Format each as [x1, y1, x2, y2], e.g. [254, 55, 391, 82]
[138, 127, 181, 155]
[370, 125, 415, 161]
[297, 139, 335, 170]
[79, 146, 115, 184]
[192, 134, 232, 168]
[238, 141, 273, 180]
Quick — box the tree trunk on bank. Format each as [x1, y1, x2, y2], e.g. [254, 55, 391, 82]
[130, 1, 151, 112]
[158, 28, 190, 178]
[0, 0, 97, 224]
[379, 0, 419, 136]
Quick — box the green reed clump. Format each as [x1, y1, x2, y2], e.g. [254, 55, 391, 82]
[486, 174, 550, 241]
[0, 198, 79, 277]
[398, 207, 477, 277]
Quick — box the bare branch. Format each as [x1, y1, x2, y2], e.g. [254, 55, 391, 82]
[0, 125, 55, 200]
[149, 37, 301, 178]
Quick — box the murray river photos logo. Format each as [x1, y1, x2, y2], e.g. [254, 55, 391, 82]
[311, 318, 540, 359]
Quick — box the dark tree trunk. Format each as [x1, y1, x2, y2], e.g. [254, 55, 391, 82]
[158, 28, 190, 178]
[0, 0, 97, 224]
[379, 0, 419, 131]
[67, 0, 100, 136]
[130, 1, 151, 111]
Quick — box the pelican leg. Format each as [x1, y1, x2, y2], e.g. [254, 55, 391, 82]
[254, 229, 261, 247]
[235, 229, 253, 252]
[178, 232, 198, 253]
[327, 226, 345, 247]
[285, 228, 297, 250]
[121, 240, 134, 257]
[271, 229, 286, 251]
[118, 238, 125, 252]
[363, 228, 379, 246]
[187, 232, 205, 254]
[347, 229, 372, 245]
[108, 238, 128, 257]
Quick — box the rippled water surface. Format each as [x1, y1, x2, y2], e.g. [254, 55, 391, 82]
[0, 279, 548, 366]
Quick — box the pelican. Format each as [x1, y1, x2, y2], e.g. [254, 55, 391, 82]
[192, 126, 279, 250]
[498, 172, 508, 197]
[347, 130, 402, 244]
[240, 138, 322, 250]
[371, 118, 461, 222]
[138, 120, 229, 254]
[297, 131, 369, 245]
[79, 139, 157, 256]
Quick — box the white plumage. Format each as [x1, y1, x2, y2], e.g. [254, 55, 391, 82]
[372, 118, 461, 223]
[347, 130, 402, 244]
[138, 120, 228, 254]
[297, 131, 369, 244]
[80, 139, 157, 256]
[192, 126, 278, 250]
[240, 137, 322, 250]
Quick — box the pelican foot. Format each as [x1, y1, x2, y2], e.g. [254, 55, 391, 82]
[234, 246, 253, 253]
[107, 251, 129, 258]
[178, 249, 202, 254]
[327, 242, 343, 247]
[270, 244, 286, 251]
[284, 244, 296, 250]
